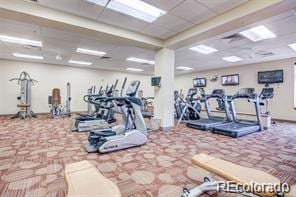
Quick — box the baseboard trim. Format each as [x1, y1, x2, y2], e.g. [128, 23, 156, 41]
[0, 111, 86, 117]
[272, 118, 296, 123]
[159, 126, 174, 131]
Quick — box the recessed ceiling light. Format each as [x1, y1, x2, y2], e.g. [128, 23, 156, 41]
[222, 56, 243, 62]
[176, 66, 193, 71]
[0, 35, 42, 47]
[76, 48, 106, 56]
[126, 67, 143, 72]
[97, 0, 166, 23]
[189, 44, 218, 55]
[69, 60, 92, 65]
[56, 55, 62, 60]
[13, 53, 43, 60]
[288, 43, 296, 51]
[85, 0, 109, 6]
[239, 25, 276, 42]
[126, 57, 155, 65]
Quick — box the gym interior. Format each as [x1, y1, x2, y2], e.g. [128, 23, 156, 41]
[0, 0, 295, 196]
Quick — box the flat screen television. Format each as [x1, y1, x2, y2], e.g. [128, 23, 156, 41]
[222, 74, 239, 86]
[258, 70, 283, 84]
[151, 77, 161, 86]
[193, 78, 207, 87]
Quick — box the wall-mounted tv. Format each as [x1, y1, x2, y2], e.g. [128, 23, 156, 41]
[222, 74, 239, 86]
[151, 77, 161, 87]
[258, 70, 283, 84]
[193, 78, 207, 87]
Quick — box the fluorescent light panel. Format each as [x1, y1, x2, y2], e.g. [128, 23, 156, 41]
[13, 53, 43, 60]
[0, 35, 42, 47]
[176, 66, 193, 71]
[69, 60, 92, 65]
[89, 0, 166, 23]
[222, 56, 243, 62]
[126, 67, 143, 72]
[189, 44, 218, 55]
[126, 57, 155, 65]
[85, 0, 108, 6]
[76, 48, 106, 56]
[239, 25, 276, 42]
[289, 43, 296, 51]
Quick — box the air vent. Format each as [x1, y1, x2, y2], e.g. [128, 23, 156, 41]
[222, 33, 244, 43]
[24, 0, 38, 3]
[100, 56, 111, 59]
[141, 63, 151, 66]
[255, 51, 275, 57]
[24, 45, 41, 50]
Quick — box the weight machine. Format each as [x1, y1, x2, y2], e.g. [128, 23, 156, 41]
[48, 83, 71, 118]
[10, 71, 38, 119]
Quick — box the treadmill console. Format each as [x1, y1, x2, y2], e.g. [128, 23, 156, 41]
[237, 88, 255, 96]
[212, 89, 225, 96]
[126, 80, 140, 97]
[260, 87, 274, 99]
[188, 88, 197, 96]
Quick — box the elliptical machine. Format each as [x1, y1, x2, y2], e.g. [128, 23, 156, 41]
[85, 80, 147, 153]
[176, 88, 201, 125]
[48, 83, 71, 118]
[10, 71, 38, 119]
[72, 79, 125, 132]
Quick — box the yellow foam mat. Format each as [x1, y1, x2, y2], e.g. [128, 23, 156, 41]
[65, 160, 121, 197]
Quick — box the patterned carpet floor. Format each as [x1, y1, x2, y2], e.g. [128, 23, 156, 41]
[0, 114, 295, 197]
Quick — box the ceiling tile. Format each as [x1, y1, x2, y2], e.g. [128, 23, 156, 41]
[41, 27, 83, 42]
[78, 39, 118, 53]
[198, 0, 249, 14]
[0, 18, 40, 39]
[98, 9, 149, 32]
[38, 0, 104, 20]
[153, 13, 194, 33]
[170, 0, 216, 24]
[140, 24, 174, 39]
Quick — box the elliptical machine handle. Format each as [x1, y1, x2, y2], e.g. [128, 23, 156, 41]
[120, 77, 127, 96]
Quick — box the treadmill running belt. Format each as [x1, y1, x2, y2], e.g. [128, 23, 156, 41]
[212, 122, 260, 138]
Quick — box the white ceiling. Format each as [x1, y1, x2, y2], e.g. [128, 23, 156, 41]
[0, 17, 156, 74]
[0, 2, 296, 75]
[175, 10, 296, 73]
[37, 0, 249, 39]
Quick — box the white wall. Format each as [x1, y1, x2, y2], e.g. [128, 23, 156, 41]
[0, 59, 154, 115]
[175, 57, 296, 121]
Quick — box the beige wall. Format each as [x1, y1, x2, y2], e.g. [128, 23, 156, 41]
[175, 58, 296, 121]
[0, 59, 154, 115]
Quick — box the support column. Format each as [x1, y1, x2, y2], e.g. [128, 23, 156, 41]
[154, 48, 175, 129]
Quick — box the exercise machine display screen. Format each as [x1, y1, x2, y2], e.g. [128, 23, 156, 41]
[258, 70, 283, 84]
[193, 78, 206, 87]
[151, 77, 161, 86]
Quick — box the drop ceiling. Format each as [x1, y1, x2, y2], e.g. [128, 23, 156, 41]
[0, 1, 295, 75]
[37, 0, 249, 39]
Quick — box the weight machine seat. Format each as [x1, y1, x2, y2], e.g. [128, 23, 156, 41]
[51, 88, 61, 104]
[191, 153, 280, 196]
[65, 160, 121, 197]
[17, 104, 30, 108]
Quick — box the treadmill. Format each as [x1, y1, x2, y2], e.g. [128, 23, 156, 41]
[187, 89, 231, 131]
[211, 88, 263, 138]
